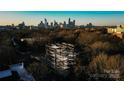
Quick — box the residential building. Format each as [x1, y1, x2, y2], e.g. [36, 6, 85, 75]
[107, 24, 124, 38]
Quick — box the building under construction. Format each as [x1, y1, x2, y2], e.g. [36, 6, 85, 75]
[45, 43, 76, 73]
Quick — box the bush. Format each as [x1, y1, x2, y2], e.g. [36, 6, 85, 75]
[90, 41, 112, 55]
[0, 46, 17, 65]
[88, 53, 123, 80]
[27, 62, 49, 80]
[76, 32, 101, 45]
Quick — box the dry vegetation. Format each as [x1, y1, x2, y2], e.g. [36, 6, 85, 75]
[1, 28, 124, 80]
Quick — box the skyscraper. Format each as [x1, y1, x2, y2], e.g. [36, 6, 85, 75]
[68, 18, 71, 25]
[63, 21, 67, 28]
[38, 21, 44, 28]
[44, 18, 48, 29]
[67, 18, 75, 29]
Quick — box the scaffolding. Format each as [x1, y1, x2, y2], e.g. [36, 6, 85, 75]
[46, 43, 76, 71]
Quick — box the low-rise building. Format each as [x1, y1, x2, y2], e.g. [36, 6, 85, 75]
[107, 24, 124, 38]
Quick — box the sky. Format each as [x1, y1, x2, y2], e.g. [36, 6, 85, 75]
[0, 11, 124, 26]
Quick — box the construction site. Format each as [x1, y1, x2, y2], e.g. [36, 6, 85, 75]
[45, 43, 76, 74]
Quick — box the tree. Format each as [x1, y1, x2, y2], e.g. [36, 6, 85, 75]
[0, 46, 17, 65]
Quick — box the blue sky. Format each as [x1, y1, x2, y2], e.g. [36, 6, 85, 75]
[0, 11, 124, 26]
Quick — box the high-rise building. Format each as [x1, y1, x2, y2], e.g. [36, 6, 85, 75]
[54, 20, 59, 28]
[50, 22, 53, 29]
[37, 18, 76, 29]
[44, 18, 49, 29]
[67, 18, 75, 29]
[63, 21, 67, 28]
[38, 21, 44, 28]
[73, 20, 75, 26]
[18, 22, 26, 29]
[86, 23, 93, 28]
[68, 18, 71, 25]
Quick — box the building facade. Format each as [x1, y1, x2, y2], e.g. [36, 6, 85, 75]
[107, 24, 124, 38]
[46, 43, 76, 73]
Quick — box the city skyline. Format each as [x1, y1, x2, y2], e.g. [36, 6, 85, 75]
[0, 11, 124, 26]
